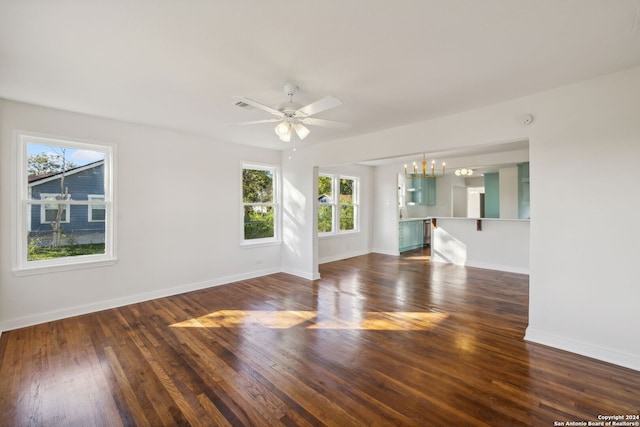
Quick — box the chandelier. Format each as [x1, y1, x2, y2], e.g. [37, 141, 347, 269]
[454, 168, 474, 176]
[404, 154, 445, 179]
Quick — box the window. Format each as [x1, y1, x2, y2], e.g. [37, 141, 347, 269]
[88, 195, 106, 222]
[318, 174, 359, 234]
[242, 163, 279, 243]
[317, 175, 334, 233]
[40, 194, 70, 224]
[16, 133, 116, 273]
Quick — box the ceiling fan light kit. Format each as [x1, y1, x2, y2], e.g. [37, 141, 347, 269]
[273, 120, 311, 142]
[232, 83, 350, 143]
[294, 123, 310, 139]
[275, 121, 291, 139]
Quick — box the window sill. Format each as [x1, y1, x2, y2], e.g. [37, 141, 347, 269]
[319, 230, 360, 239]
[240, 239, 282, 248]
[13, 257, 118, 276]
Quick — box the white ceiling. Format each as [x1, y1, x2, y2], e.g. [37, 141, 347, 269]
[2, 1, 640, 151]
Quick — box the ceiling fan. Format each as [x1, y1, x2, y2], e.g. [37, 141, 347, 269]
[231, 84, 350, 142]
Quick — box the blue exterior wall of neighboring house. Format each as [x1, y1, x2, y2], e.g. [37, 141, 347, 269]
[29, 161, 105, 242]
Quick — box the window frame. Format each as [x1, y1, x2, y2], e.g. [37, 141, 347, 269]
[40, 193, 71, 224]
[87, 194, 106, 222]
[241, 162, 281, 246]
[14, 131, 117, 275]
[318, 173, 359, 236]
[317, 174, 335, 234]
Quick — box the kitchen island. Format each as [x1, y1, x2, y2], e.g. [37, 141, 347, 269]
[400, 217, 529, 274]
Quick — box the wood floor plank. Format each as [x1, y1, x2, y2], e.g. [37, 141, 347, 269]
[1, 248, 639, 426]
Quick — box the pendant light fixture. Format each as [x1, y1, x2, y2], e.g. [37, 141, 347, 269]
[454, 168, 474, 176]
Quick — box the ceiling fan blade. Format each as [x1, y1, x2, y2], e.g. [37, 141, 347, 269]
[295, 96, 342, 117]
[229, 119, 280, 126]
[232, 96, 284, 117]
[301, 117, 351, 129]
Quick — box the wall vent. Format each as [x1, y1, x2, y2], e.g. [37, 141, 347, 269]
[234, 101, 254, 110]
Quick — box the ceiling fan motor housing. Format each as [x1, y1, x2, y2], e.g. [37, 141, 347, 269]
[278, 102, 302, 115]
[283, 83, 299, 97]
[279, 84, 302, 114]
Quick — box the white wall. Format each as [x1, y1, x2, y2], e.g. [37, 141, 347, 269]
[371, 163, 402, 255]
[466, 177, 485, 187]
[524, 68, 640, 370]
[499, 166, 518, 219]
[282, 66, 640, 371]
[280, 154, 318, 280]
[451, 186, 467, 217]
[317, 163, 373, 264]
[0, 100, 282, 331]
[436, 175, 467, 217]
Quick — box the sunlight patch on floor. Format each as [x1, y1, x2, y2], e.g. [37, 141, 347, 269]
[401, 254, 431, 261]
[170, 310, 448, 331]
[308, 311, 448, 330]
[172, 310, 317, 329]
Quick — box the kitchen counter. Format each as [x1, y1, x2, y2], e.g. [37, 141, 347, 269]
[400, 216, 529, 223]
[399, 217, 430, 222]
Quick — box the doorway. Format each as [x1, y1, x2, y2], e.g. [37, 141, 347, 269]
[467, 187, 485, 218]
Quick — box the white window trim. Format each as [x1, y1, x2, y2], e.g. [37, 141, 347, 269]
[318, 174, 360, 236]
[241, 162, 281, 246]
[40, 193, 71, 224]
[88, 194, 106, 222]
[318, 174, 335, 235]
[14, 131, 117, 275]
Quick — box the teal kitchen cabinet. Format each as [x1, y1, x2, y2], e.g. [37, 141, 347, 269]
[399, 220, 424, 252]
[409, 178, 436, 206]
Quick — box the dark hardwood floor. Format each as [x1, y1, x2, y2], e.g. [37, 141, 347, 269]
[1, 248, 639, 426]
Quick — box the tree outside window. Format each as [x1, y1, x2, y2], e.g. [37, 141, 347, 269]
[317, 175, 333, 233]
[318, 174, 358, 234]
[242, 164, 278, 241]
[339, 177, 356, 231]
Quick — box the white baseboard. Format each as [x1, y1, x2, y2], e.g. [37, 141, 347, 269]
[318, 249, 370, 264]
[525, 328, 640, 372]
[1, 267, 280, 332]
[281, 267, 320, 280]
[464, 260, 529, 275]
[430, 257, 529, 275]
[371, 248, 400, 256]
